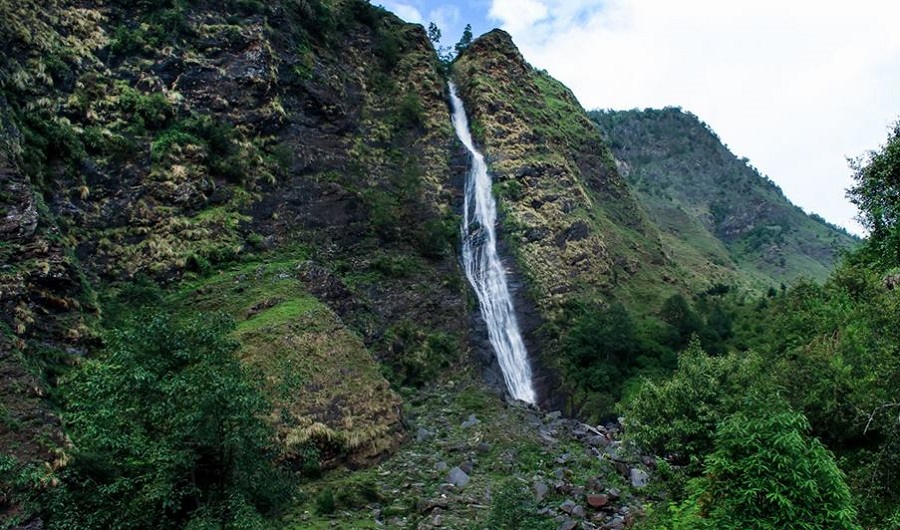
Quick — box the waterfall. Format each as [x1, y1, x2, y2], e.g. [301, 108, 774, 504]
[448, 82, 537, 405]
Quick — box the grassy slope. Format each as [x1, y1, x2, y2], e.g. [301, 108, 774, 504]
[592, 107, 859, 287]
[163, 254, 404, 465]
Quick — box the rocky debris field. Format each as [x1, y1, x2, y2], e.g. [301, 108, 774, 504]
[284, 383, 657, 529]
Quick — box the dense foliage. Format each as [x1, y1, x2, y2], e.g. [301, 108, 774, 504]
[626, 121, 900, 529]
[650, 401, 859, 530]
[45, 313, 289, 529]
[558, 291, 736, 421]
[848, 122, 900, 269]
[624, 342, 767, 471]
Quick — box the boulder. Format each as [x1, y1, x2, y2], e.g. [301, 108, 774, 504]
[586, 494, 608, 508]
[461, 414, 480, 428]
[447, 467, 469, 488]
[534, 481, 549, 501]
[629, 468, 649, 488]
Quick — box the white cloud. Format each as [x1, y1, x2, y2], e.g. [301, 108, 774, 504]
[380, 1, 423, 24]
[428, 5, 462, 40]
[488, 0, 550, 35]
[488, 0, 900, 234]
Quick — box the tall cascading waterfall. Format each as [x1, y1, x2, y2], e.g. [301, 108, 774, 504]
[448, 82, 537, 404]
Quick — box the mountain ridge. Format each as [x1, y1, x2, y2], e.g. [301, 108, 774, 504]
[591, 106, 858, 287]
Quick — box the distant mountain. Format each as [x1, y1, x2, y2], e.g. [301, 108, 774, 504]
[590, 107, 858, 287]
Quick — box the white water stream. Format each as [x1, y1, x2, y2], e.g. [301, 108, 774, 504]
[448, 82, 537, 404]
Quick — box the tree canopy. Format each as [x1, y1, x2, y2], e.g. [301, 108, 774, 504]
[46, 313, 288, 530]
[848, 122, 900, 269]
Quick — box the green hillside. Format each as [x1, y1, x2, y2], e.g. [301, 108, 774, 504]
[591, 107, 859, 287]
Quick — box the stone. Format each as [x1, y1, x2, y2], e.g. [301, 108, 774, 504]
[416, 427, 433, 442]
[607, 488, 621, 501]
[572, 505, 586, 518]
[434, 461, 448, 472]
[461, 414, 480, 428]
[560, 500, 577, 514]
[476, 442, 492, 454]
[603, 516, 625, 530]
[459, 460, 474, 474]
[447, 467, 469, 488]
[629, 468, 649, 488]
[557, 521, 578, 530]
[586, 494, 608, 508]
[586, 477, 603, 491]
[534, 481, 549, 501]
[586, 435, 608, 447]
[432, 514, 443, 526]
[555, 452, 572, 464]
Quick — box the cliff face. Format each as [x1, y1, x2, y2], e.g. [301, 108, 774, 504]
[1, 0, 474, 480]
[592, 108, 859, 285]
[450, 30, 706, 414]
[452, 30, 674, 315]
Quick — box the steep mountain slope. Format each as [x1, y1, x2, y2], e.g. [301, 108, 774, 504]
[452, 31, 704, 415]
[1, 0, 475, 499]
[2, 1, 874, 526]
[591, 107, 858, 286]
[453, 31, 680, 310]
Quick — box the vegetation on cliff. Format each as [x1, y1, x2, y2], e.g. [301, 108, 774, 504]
[2, 0, 900, 528]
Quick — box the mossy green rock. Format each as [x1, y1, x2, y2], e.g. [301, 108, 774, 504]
[0, 0, 468, 482]
[452, 30, 677, 314]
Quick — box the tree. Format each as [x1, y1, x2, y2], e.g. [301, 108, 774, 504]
[561, 302, 637, 393]
[426, 22, 441, 45]
[847, 121, 900, 269]
[624, 341, 767, 471]
[454, 23, 473, 56]
[48, 313, 288, 529]
[672, 399, 860, 530]
[659, 293, 703, 349]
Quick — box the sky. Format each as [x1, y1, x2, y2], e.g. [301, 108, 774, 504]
[379, 0, 900, 235]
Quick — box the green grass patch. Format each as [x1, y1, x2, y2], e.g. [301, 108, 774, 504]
[235, 296, 323, 334]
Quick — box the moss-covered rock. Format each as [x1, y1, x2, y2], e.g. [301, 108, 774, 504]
[452, 30, 674, 315]
[0, 2, 472, 502]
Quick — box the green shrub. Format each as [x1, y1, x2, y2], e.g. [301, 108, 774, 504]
[383, 322, 456, 387]
[371, 254, 419, 278]
[313, 489, 336, 515]
[0, 455, 48, 527]
[416, 216, 458, 258]
[669, 399, 860, 530]
[17, 111, 86, 187]
[118, 86, 173, 130]
[394, 92, 424, 129]
[484, 479, 553, 530]
[623, 341, 768, 472]
[47, 313, 289, 529]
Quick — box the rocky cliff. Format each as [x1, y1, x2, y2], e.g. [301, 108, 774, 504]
[1, 0, 476, 489]
[1, 3, 862, 526]
[453, 30, 676, 312]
